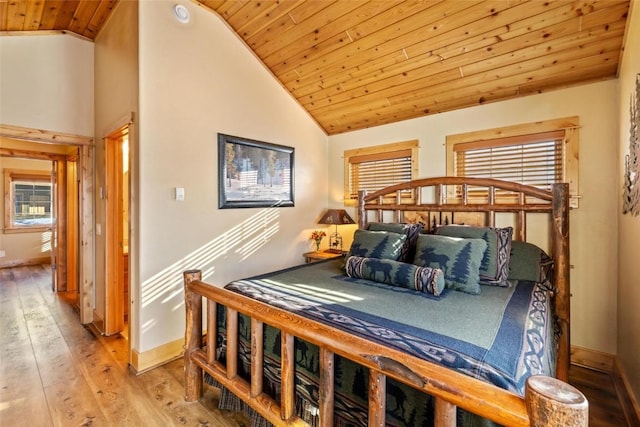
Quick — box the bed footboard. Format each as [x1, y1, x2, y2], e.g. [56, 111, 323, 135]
[183, 270, 587, 427]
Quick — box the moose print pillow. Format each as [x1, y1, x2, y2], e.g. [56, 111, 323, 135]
[413, 234, 487, 294]
[344, 256, 445, 296]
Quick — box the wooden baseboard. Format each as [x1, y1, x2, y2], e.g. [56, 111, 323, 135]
[92, 310, 105, 335]
[130, 337, 184, 374]
[0, 256, 50, 269]
[570, 346, 640, 426]
[570, 345, 614, 373]
[613, 358, 640, 427]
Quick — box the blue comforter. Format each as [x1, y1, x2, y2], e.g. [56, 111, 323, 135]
[211, 258, 556, 426]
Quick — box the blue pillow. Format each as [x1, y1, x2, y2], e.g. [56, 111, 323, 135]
[508, 240, 554, 284]
[348, 230, 407, 261]
[436, 225, 513, 287]
[345, 256, 445, 296]
[413, 234, 487, 294]
[366, 222, 422, 263]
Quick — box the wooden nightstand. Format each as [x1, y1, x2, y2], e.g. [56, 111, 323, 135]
[303, 250, 346, 263]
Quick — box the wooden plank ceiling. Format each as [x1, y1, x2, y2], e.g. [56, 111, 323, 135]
[0, 0, 631, 135]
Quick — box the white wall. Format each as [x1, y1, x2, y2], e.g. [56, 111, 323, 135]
[94, 0, 139, 338]
[0, 34, 93, 267]
[329, 80, 620, 356]
[136, 1, 328, 352]
[0, 34, 94, 136]
[617, 0, 640, 406]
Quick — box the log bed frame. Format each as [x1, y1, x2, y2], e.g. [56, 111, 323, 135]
[184, 177, 587, 427]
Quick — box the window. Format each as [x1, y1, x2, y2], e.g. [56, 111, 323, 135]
[4, 169, 53, 232]
[446, 117, 579, 207]
[344, 140, 419, 203]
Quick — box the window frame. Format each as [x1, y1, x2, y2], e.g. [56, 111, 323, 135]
[4, 168, 53, 233]
[446, 117, 579, 207]
[343, 140, 419, 205]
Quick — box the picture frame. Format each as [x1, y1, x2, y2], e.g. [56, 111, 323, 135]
[218, 133, 295, 209]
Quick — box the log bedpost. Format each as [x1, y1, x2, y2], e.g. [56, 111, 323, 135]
[183, 269, 203, 402]
[525, 375, 588, 427]
[552, 183, 571, 382]
[368, 370, 386, 426]
[358, 190, 367, 229]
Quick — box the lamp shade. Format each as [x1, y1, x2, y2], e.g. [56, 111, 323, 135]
[317, 209, 355, 225]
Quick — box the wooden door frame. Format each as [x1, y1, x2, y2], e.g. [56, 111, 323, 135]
[1, 124, 94, 323]
[104, 126, 127, 335]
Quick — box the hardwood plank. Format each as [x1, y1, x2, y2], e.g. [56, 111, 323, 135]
[135, 363, 242, 427]
[310, 32, 622, 122]
[569, 365, 628, 427]
[23, 0, 46, 31]
[273, 0, 479, 78]
[67, 0, 100, 36]
[317, 55, 618, 134]
[262, 0, 402, 69]
[0, 339, 52, 427]
[284, 0, 584, 92]
[0, 265, 246, 427]
[44, 375, 110, 426]
[254, 1, 365, 59]
[83, 0, 117, 39]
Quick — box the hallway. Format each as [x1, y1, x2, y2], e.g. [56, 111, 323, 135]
[0, 265, 246, 426]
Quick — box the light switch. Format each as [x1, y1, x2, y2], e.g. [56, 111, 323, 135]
[175, 187, 185, 201]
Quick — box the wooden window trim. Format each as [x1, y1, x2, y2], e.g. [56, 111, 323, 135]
[4, 168, 52, 233]
[343, 140, 419, 206]
[446, 117, 579, 208]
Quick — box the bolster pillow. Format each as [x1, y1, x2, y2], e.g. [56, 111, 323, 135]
[344, 256, 445, 296]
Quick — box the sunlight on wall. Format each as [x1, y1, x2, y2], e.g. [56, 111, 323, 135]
[40, 230, 51, 252]
[141, 318, 158, 334]
[239, 278, 363, 304]
[140, 208, 280, 311]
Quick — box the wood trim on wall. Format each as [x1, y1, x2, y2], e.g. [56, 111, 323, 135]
[0, 147, 67, 161]
[570, 345, 615, 373]
[571, 345, 640, 426]
[0, 256, 50, 269]
[613, 358, 640, 427]
[130, 338, 184, 374]
[0, 124, 93, 146]
[79, 144, 94, 324]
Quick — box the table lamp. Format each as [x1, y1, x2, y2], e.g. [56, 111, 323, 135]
[318, 209, 355, 253]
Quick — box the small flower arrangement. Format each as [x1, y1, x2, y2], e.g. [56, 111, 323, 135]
[310, 230, 326, 241]
[310, 230, 326, 251]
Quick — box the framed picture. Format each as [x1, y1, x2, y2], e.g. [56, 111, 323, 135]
[218, 133, 295, 209]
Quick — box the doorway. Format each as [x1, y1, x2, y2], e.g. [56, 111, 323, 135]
[104, 126, 130, 337]
[1, 124, 94, 324]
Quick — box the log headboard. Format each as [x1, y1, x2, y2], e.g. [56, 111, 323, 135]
[357, 177, 571, 381]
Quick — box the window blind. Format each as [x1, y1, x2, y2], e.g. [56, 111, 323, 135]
[453, 131, 564, 191]
[348, 148, 412, 199]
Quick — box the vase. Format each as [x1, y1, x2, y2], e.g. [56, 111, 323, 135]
[315, 240, 321, 251]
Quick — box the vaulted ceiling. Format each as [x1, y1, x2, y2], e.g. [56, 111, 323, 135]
[0, 0, 632, 135]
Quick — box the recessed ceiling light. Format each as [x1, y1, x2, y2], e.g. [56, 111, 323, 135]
[173, 4, 190, 24]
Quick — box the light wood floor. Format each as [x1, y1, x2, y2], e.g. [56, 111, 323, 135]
[0, 265, 630, 426]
